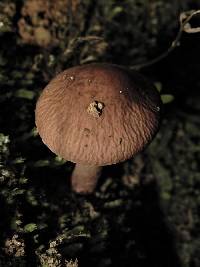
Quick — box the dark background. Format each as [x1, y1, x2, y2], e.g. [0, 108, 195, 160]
[0, 0, 200, 266]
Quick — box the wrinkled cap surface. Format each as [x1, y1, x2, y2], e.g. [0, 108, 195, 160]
[35, 63, 162, 165]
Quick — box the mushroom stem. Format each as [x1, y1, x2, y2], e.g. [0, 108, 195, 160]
[71, 164, 102, 194]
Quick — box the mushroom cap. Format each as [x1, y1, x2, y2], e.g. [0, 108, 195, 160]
[35, 63, 162, 166]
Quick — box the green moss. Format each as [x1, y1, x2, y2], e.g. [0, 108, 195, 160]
[1, 0, 200, 266]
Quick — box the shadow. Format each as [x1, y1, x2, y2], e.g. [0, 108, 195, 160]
[0, 195, 14, 251]
[74, 161, 181, 267]
[105, 179, 181, 267]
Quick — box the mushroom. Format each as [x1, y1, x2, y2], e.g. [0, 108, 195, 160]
[35, 63, 162, 194]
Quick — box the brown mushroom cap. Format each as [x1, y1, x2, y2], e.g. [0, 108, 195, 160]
[35, 63, 161, 166]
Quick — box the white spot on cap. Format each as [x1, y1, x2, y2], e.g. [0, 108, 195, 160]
[87, 101, 105, 118]
[69, 76, 75, 81]
[62, 75, 75, 81]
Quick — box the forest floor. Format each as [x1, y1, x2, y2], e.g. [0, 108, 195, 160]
[0, 1, 200, 267]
